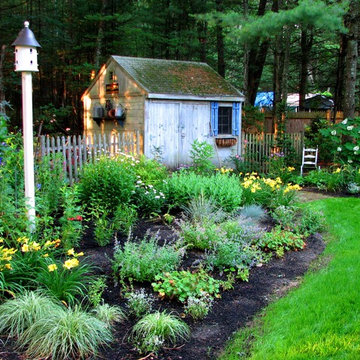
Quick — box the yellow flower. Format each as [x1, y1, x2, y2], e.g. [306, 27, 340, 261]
[48, 264, 58, 272]
[333, 168, 341, 174]
[4, 263, 12, 270]
[63, 258, 79, 270]
[43, 253, 49, 258]
[67, 248, 75, 256]
[75, 252, 84, 257]
[287, 167, 295, 172]
[21, 244, 30, 252]
[0, 238, 3, 243]
[31, 242, 41, 251]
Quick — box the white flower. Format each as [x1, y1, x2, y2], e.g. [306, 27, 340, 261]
[337, 147, 342, 152]
[342, 118, 348, 124]
[354, 146, 359, 151]
[155, 196, 160, 199]
[148, 185, 153, 188]
[331, 130, 337, 135]
[347, 126, 354, 131]
[348, 159, 353, 163]
[136, 180, 142, 184]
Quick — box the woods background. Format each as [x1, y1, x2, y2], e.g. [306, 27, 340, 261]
[0, 0, 358, 135]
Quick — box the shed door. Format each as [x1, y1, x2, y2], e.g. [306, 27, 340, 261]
[178, 103, 210, 164]
[146, 102, 180, 167]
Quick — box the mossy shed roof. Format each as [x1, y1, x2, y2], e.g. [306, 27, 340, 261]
[111, 56, 243, 98]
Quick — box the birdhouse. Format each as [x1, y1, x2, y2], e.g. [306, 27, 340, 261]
[12, 21, 41, 72]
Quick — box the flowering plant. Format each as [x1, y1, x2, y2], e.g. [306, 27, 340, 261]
[320, 117, 360, 166]
[241, 173, 301, 209]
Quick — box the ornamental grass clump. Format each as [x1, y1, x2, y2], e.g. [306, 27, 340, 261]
[0, 291, 60, 338]
[92, 303, 126, 326]
[20, 306, 113, 360]
[130, 311, 190, 353]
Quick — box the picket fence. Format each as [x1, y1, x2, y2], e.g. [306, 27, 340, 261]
[38, 131, 303, 184]
[38, 131, 142, 184]
[241, 132, 304, 173]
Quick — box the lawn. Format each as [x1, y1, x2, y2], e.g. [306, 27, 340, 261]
[219, 197, 360, 360]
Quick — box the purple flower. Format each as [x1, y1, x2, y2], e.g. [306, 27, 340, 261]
[36, 183, 41, 190]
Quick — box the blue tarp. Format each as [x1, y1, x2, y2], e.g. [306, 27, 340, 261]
[254, 92, 273, 108]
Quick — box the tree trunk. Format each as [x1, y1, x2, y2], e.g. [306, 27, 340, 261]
[0, 45, 6, 114]
[94, 0, 107, 70]
[342, 0, 359, 119]
[242, 0, 249, 100]
[299, 29, 313, 111]
[215, 0, 225, 77]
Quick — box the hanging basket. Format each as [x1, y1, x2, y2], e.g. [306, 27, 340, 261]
[215, 137, 237, 147]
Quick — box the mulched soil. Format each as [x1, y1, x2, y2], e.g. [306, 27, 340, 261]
[0, 217, 326, 360]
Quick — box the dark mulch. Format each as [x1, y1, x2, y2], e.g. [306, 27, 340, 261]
[0, 219, 325, 360]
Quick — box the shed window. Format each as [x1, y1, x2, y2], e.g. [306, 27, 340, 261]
[218, 107, 232, 134]
[210, 102, 241, 136]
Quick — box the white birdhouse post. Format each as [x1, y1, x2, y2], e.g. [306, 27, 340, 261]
[12, 21, 41, 231]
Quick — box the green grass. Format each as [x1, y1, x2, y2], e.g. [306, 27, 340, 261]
[219, 198, 360, 360]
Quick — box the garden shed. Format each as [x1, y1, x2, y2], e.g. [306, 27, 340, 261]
[82, 56, 244, 167]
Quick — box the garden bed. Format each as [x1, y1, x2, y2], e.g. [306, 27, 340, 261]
[0, 219, 325, 360]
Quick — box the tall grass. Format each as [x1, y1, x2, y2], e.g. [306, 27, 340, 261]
[0, 291, 60, 338]
[219, 198, 360, 360]
[21, 306, 113, 360]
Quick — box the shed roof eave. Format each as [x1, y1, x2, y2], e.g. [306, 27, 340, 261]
[147, 93, 245, 102]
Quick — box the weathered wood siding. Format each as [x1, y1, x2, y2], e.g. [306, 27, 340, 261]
[83, 59, 145, 149]
[144, 100, 241, 167]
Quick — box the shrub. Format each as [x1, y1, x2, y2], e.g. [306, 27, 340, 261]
[271, 205, 298, 231]
[132, 180, 166, 217]
[78, 156, 136, 214]
[93, 209, 114, 246]
[130, 311, 190, 353]
[125, 289, 155, 318]
[182, 195, 227, 224]
[20, 306, 113, 360]
[131, 155, 168, 186]
[184, 293, 213, 321]
[112, 236, 182, 283]
[164, 172, 243, 212]
[113, 204, 138, 235]
[152, 270, 222, 302]
[178, 220, 222, 250]
[36, 153, 66, 218]
[267, 152, 297, 184]
[303, 168, 345, 192]
[59, 184, 83, 250]
[298, 207, 326, 235]
[189, 139, 215, 175]
[205, 238, 265, 277]
[0, 291, 60, 338]
[88, 276, 107, 307]
[92, 303, 126, 326]
[319, 117, 360, 165]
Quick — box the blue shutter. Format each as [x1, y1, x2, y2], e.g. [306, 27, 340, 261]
[232, 102, 240, 136]
[210, 102, 218, 136]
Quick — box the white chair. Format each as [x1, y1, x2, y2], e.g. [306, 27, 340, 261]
[300, 147, 319, 176]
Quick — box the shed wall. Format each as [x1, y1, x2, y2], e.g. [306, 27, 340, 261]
[83, 59, 145, 142]
[144, 100, 240, 167]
